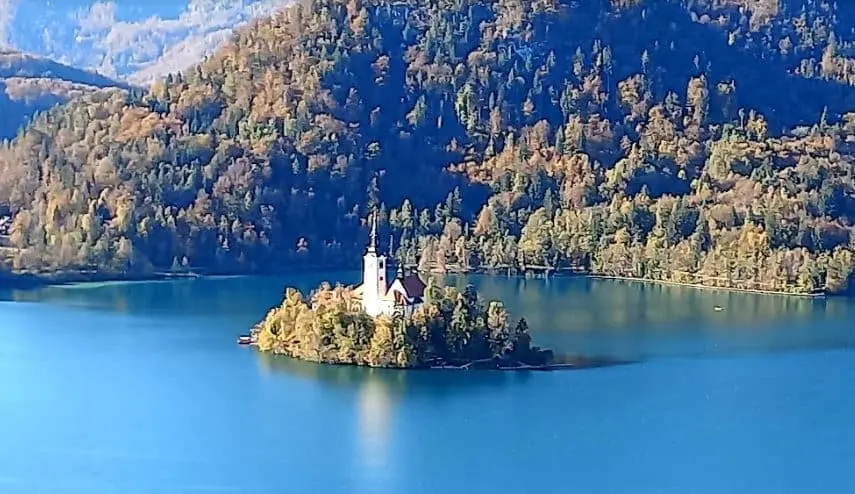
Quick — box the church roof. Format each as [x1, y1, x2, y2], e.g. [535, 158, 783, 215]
[392, 291, 408, 305]
[400, 273, 426, 298]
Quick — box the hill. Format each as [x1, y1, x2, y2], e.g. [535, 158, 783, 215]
[0, 50, 126, 138]
[1, 0, 288, 84]
[0, 0, 854, 295]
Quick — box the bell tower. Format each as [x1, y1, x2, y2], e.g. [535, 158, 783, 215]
[362, 212, 387, 316]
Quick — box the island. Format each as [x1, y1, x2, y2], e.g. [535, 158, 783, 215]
[250, 215, 558, 370]
[250, 281, 555, 370]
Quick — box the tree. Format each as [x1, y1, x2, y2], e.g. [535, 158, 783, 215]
[511, 318, 532, 358]
[1, 0, 854, 296]
[252, 282, 538, 367]
[486, 301, 510, 356]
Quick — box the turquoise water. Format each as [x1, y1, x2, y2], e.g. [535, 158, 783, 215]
[2, 273, 855, 493]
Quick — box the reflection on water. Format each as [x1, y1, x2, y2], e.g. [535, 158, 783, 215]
[446, 275, 853, 330]
[444, 275, 855, 361]
[256, 353, 535, 398]
[3, 273, 855, 494]
[259, 355, 399, 485]
[358, 376, 392, 470]
[256, 352, 538, 493]
[3, 272, 854, 363]
[0, 272, 360, 322]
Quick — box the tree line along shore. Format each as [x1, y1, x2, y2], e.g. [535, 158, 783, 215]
[0, 0, 854, 296]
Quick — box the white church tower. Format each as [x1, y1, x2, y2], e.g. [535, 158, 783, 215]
[355, 211, 426, 317]
[361, 213, 388, 316]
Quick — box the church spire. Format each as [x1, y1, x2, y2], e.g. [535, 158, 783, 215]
[367, 211, 378, 253]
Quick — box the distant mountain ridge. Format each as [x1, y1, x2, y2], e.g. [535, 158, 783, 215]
[0, 49, 122, 86]
[1, 0, 289, 84]
[0, 49, 125, 138]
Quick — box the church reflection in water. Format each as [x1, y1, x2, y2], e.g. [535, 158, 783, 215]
[257, 354, 402, 490]
[356, 374, 394, 469]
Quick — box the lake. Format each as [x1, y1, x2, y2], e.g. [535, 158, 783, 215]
[2, 272, 855, 494]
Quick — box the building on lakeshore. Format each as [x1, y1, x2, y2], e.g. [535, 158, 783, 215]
[353, 214, 426, 317]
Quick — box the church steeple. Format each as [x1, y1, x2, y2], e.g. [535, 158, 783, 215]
[361, 210, 387, 317]
[367, 212, 378, 253]
[358, 210, 425, 318]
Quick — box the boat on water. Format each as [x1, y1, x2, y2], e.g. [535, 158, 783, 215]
[713, 306, 724, 312]
[237, 335, 252, 345]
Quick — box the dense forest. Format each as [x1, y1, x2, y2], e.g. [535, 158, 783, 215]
[253, 282, 541, 368]
[1, 0, 855, 294]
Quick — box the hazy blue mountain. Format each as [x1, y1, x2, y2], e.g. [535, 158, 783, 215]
[0, 0, 287, 85]
[0, 49, 124, 138]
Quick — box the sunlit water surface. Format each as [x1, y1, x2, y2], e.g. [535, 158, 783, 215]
[2, 273, 854, 493]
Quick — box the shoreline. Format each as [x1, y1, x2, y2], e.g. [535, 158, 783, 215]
[425, 357, 632, 372]
[0, 263, 352, 290]
[583, 275, 828, 298]
[436, 266, 833, 298]
[0, 270, 205, 289]
[249, 345, 627, 373]
[0, 265, 841, 298]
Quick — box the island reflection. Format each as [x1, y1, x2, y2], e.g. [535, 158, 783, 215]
[256, 352, 536, 398]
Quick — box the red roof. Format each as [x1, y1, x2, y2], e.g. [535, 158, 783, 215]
[393, 291, 408, 305]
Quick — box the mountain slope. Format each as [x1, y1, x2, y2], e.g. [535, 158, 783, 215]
[0, 49, 126, 138]
[0, 49, 120, 84]
[2, 0, 291, 84]
[0, 0, 853, 294]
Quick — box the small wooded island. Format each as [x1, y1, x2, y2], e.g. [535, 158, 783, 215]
[251, 281, 552, 369]
[250, 215, 555, 370]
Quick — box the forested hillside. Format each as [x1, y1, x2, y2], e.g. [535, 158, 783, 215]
[2, 0, 855, 294]
[0, 50, 125, 138]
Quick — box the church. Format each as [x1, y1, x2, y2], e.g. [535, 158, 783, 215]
[353, 214, 426, 317]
